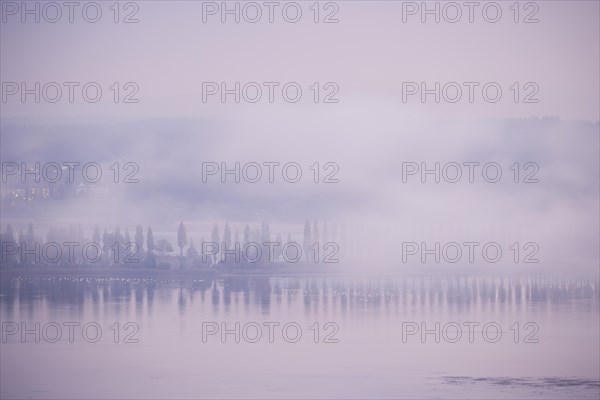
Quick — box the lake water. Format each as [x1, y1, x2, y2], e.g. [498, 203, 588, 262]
[1, 273, 599, 399]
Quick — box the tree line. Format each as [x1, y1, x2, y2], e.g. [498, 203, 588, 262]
[0, 220, 342, 268]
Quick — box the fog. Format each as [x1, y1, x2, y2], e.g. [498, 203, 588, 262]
[2, 106, 598, 271]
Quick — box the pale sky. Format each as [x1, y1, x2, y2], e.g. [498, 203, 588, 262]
[1, 0, 599, 120]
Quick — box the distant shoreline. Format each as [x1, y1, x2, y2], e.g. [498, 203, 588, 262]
[1, 264, 598, 280]
[0, 264, 348, 279]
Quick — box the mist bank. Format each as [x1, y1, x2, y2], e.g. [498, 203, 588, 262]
[1, 115, 598, 272]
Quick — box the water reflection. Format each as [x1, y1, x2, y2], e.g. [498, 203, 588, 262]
[1, 274, 598, 317]
[1, 273, 599, 399]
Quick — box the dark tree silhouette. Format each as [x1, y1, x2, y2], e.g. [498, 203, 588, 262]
[135, 225, 144, 254]
[0, 224, 17, 266]
[243, 224, 250, 246]
[92, 226, 101, 244]
[303, 219, 312, 261]
[211, 223, 220, 264]
[275, 233, 283, 262]
[178, 221, 187, 256]
[147, 227, 155, 253]
[223, 223, 232, 250]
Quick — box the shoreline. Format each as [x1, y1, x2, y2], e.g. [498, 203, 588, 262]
[1, 265, 598, 280]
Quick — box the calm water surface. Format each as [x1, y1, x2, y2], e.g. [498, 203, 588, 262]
[1, 273, 599, 399]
